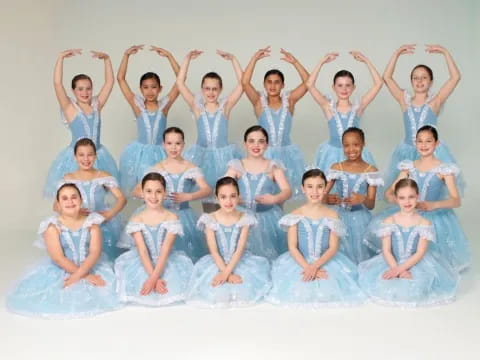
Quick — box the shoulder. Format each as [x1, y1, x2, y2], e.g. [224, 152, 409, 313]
[130, 214, 143, 223]
[324, 207, 339, 219]
[418, 216, 431, 226]
[165, 211, 179, 221]
[63, 172, 76, 180]
[331, 162, 342, 171]
[383, 216, 395, 225]
[367, 165, 378, 172]
[96, 170, 111, 178]
[290, 207, 304, 216]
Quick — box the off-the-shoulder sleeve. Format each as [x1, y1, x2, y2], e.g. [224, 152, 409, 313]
[268, 159, 286, 171]
[35, 216, 62, 248]
[436, 163, 460, 177]
[374, 223, 397, 238]
[96, 176, 119, 189]
[227, 159, 245, 175]
[326, 169, 343, 181]
[83, 212, 105, 228]
[161, 220, 184, 236]
[184, 167, 204, 180]
[125, 222, 145, 235]
[117, 222, 145, 249]
[236, 213, 258, 228]
[365, 172, 384, 187]
[397, 160, 415, 172]
[323, 218, 346, 237]
[417, 225, 435, 242]
[197, 213, 220, 231]
[278, 214, 304, 231]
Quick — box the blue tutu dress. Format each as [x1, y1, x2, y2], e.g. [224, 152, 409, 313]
[359, 222, 458, 307]
[227, 159, 287, 260]
[147, 166, 208, 261]
[44, 97, 119, 197]
[119, 95, 168, 196]
[258, 91, 306, 197]
[58, 176, 123, 260]
[385, 91, 458, 188]
[326, 167, 384, 264]
[184, 95, 241, 202]
[314, 96, 376, 173]
[6, 213, 121, 318]
[187, 213, 271, 308]
[266, 214, 366, 307]
[114, 219, 193, 306]
[365, 160, 470, 272]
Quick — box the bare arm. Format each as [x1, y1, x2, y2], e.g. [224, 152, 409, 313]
[427, 45, 461, 114]
[150, 230, 176, 278]
[205, 227, 227, 272]
[117, 45, 144, 116]
[223, 225, 249, 274]
[44, 225, 80, 273]
[54, 49, 82, 121]
[287, 224, 311, 268]
[100, 185, 127, 221]
[305, 53, 339, 117]
[217, 50, 244, 117]
[271, 167, 292, 203]
[91, 51, 114, 110]
[418, 174, 460, 211]
[381, 235, 399, 269]
[241, 46, 271, 115]
[70, 224, 103, 279]
[151, 46, 181, 115]
[176, 50, 203, 114]
[350, 51, 383, 115]
[280, 48, 309, 109]
[312, 228, 340, 269]
[383, 44, 415, 108]
[385, 170, 409, 203]
[397, 238, 428, 272]
[133, 231, 155, 275]
[363, 184, 377, 210]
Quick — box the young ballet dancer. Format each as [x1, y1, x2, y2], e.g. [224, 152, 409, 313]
[305, 50, 382, 172]
[132, 127, 211, 261]
[176, 49, 243, 210]
[359, 178, 458, 307]
[117, 44, 180, 195]
[57, 138, 126, 260]
[326, 127, 383, 264]
[115, 172, 193, 306]
[187, 176, 271, 307]
[266, 169, 366, 307]
[383, 44, 461, 187]
[7, 183, 121, 318]
[242, 46, 308, 196]
[44, 49, 118, 197]
[225, 125, 292, 260]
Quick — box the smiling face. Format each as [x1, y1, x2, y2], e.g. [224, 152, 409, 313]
[415, 129, 438, 157]
[411, 67, 432, 94]
[216, 183, 239, 212]
[264, 74, 284, 97]
[163, 132, 185, 159]
[201, 77, 222, 104]
[333, 76, 355, 100]
[140, 78, 162, 102]
[142, 180, 165, 209]
[73, 79, 93, 104]
[342, 131, 364, 161]
[395, 185, 419, 213]
[57, 185, 82, 217]
[74, 144, 96, 170]
[244, 130, 268, 157]
[302, 176, 326, 204]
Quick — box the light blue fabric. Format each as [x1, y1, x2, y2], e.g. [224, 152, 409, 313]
[119, 95, 168, 196]
[257, 91, 306, 197]
[187, 213, 271, 308]
[359, 222, 458, 307]
[44, 99, 119, 197]
[266, 214, 366, 307]
[6, 213, 121, 318]
[114, 220, 193, 306]
[228, 159, 287, 260]
[57, 176, 123, 260]
[326, 169, 384, 264]
[314, 98, 376, 173]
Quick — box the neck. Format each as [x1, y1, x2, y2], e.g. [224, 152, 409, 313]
[304, 202, 325, 211]
[166, 155, 184, 162]
[344, 157, 363, 165]
[246, 155, 266, 162]
[418, 154, 437, 163]
[336, 98, 351, 106]
[217, 208, 239, 219]
[398, 209, 417, 217]
[144, 206, 166, 214]
[413, 92, 429, 102]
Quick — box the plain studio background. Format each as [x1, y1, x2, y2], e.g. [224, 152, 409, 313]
[0, 0, 478, 359]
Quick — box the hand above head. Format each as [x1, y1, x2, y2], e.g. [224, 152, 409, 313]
[395, 44, 416, 56]
[216, 49, 234, 61]
[349, 50, 368, 63]
[280, 48, 297, 64]
[60, 49, 82, 58]
[425, 44, 447, 54]
[124, 44, 144, 56]
[321, 52, 339, 64]
[91, 50, 110, 60]
[151, 46, 172, 57]
[253, 46, 271, 61]
[186, 49, 203, 60]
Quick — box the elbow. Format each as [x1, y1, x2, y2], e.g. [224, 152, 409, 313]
[452, 197, 461, 208]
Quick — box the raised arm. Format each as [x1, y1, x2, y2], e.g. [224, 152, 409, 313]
[117, 45, 144, 115]
[305, 52, 339, 117]
[280, 48, 309, 109]
[383, 44, 415, 108]
[91, 51, 114, 110]
[54, 49, 82, 120]
[241, 46, 271, 113]
[150, 46, 181, 115]
[350, 51, 383, 115]
[427, 45, 461, 114]
[385, 170, 409, 203]
[216, 49, 243, 118]
[176, 50, 203, 112]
